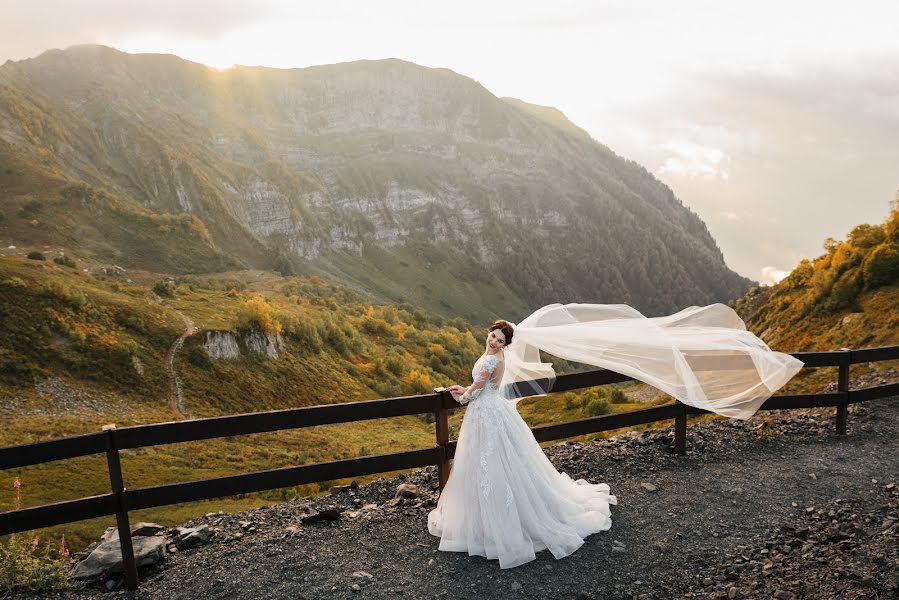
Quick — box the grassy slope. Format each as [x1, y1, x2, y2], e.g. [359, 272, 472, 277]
[0, 255, 686, 550]
[3, 201, 899, 550]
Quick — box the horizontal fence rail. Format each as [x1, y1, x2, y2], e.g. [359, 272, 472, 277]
[1, 344, 897, 589]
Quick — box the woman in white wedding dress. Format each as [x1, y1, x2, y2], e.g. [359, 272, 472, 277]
[427, 320, 618, 569]
[426, 302, 804, 569]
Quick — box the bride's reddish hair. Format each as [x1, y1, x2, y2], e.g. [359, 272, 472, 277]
[489, 320, 513, 345]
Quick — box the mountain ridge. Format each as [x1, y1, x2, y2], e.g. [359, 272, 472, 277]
[0, 44, 752, 322]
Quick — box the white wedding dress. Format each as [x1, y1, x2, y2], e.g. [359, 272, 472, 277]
[427, 352, 617, 569]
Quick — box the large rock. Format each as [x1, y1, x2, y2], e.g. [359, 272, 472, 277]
[204, 331, 241, 360]
[243, 329, 284, 358]
[99, 522, 165, 542]
[175, 525, 212, 549]
[72, 536, 166, 580]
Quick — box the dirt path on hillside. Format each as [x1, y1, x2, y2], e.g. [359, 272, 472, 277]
[152, 292, 198, 419]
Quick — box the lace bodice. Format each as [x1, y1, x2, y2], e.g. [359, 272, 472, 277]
[458, 353, 504, 404]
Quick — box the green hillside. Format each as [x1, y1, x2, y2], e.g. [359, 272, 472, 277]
[0, 253, 628, 550]
[732, 196, 899, 390]
[2, 198, 898, 552]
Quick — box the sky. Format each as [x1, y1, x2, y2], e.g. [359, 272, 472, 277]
[3, 0, 898, 284]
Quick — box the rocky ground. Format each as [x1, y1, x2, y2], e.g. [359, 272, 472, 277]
[10, 394, 898, 600]
[0, 377, 124, 415]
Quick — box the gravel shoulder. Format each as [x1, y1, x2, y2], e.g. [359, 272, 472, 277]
[13, 396, 898, 600]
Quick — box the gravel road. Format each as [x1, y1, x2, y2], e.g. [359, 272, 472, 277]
[13, 396, 897, 600]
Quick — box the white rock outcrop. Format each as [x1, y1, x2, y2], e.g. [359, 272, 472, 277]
[204, 331, 241, 360]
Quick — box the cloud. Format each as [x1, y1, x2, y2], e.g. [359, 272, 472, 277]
[657, 140, 731, 181]
[760, 266, 791, 286]
[611, 60, 899, 281]
[1, 0, 277, 62]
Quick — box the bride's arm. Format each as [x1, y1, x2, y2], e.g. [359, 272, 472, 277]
[458, 356, 499, 404]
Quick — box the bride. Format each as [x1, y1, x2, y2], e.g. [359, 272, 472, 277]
[427, 319, 616, 569]
[427, 303, 804, 569]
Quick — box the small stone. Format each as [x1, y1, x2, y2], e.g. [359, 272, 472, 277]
[511, 581, 522, 591]
[640, 482, 658, 492]
[396, 482, 421, 499]
[300, 508, 341, 523]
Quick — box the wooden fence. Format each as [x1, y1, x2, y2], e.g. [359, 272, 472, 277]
[1, 344, 898, 590]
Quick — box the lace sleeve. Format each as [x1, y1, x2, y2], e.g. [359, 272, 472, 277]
[459, 355, 500, 405]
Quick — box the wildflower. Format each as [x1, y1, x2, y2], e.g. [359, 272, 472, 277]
[59, 535, 70, 557]
[13, 477, 22, 511]
[32, 537, 39, 547]
[99, 569, 110, 583]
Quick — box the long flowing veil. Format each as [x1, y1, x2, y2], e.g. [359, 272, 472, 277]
[499, 303, 805, 420]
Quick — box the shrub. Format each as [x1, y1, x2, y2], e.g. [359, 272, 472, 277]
[0, 277, 26, 290]
[361, 316, 392, 336]
[885, 196, 899, 243]
[383, 350, 406, 376]
[280, 316, 323, 352]
[237, 295, 283, 336]
[585, 397, 611, 416]
[847, 223, 885, 249]
[26, 251, 45, 261]
[59, 183, 90, 203]
[153, 280, 177, 298]
[187, 213, 211, 243]
[608, 388, 629, 404]
[826, 268, 863, 312]
[17, 198, 42, 217]
[402, 368, 435, 394]
[862, 243, 899, 289]
[39, 281, 86, 309]
[187, 346, 213, 369]
[53, 255, 77, 268]
[782, 259, 813, 290]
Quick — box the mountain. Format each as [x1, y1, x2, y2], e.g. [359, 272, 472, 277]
[0, 44, 754, 322]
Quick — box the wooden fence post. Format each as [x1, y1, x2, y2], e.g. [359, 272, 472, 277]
[433, 388, 451, 491]
[103, 424, 139, 590]
[674, 400, 687, 455]
[836, 348, 851, 435]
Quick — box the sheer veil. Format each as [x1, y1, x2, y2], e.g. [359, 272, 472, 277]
[499, 303, 805, 420]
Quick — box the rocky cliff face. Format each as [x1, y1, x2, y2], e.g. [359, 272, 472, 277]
[203, 329, 284, 360]
[0, 45, 754, 320]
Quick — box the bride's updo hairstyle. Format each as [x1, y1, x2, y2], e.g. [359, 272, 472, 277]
[489, 320, 514, 346]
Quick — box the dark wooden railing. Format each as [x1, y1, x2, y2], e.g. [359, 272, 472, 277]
[2, 344, 898, 589]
